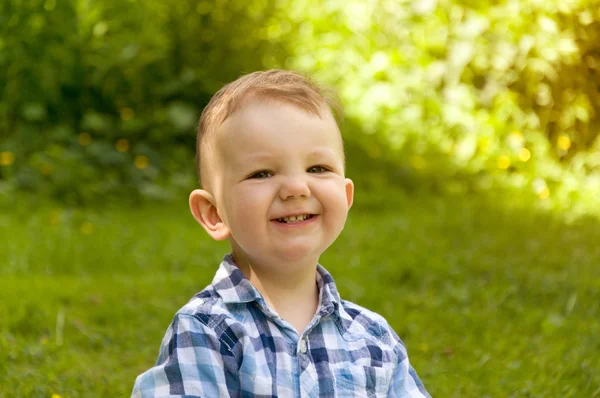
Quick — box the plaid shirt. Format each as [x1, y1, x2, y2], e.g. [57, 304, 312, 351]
[132, 254, 430, 397]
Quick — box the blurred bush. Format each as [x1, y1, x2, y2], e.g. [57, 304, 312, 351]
[275, 0, 600, 203]
[1, 0, 599, 205]
[0, 0, 286, 203]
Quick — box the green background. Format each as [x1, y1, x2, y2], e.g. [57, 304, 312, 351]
[1, 0, 599, 396]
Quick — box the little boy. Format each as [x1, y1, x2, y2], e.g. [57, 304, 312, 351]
[132, 70, 430, 397]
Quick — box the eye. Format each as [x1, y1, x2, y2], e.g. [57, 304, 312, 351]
[248, 170, 272, 179]
[307, 165, 329, 173]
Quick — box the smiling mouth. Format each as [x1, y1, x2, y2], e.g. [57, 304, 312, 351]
[274, 214, 315, 224]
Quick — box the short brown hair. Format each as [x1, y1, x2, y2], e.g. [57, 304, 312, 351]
[195, 69, 342, 189]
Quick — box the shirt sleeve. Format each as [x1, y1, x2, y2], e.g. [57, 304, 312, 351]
[385, 325, 431, 398]
[387, 354, 431, 398]
[131, 313, 240, 398]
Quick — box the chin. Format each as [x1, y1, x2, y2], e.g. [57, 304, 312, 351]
[273, 245, 322, 264]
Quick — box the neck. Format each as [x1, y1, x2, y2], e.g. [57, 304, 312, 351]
[231, 250, 320, 334]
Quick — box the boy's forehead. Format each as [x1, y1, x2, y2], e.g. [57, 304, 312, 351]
[214, 100, 344, 158]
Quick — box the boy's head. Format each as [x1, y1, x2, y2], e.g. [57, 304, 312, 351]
[189, 70, 354, 271]
[195, 70, 343, 191]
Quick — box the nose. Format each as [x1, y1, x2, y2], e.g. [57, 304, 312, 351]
[279, 175, 310, 200]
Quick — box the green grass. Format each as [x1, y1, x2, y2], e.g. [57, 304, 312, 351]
[1, 189, 600, 397]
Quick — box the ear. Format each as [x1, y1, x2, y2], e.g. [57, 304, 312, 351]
[189, 189, 230, 241]
[344, 178, 354, 209]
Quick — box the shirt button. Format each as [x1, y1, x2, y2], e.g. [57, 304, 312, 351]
[299, 339, 308, 354]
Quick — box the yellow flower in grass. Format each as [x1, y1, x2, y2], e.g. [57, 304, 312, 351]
[51, 394, 62, 398]
[134, 155, 149, 169]
[120, 107, 135, 121]
[0, 151, 14, 166]
[115, 139, 129, 152]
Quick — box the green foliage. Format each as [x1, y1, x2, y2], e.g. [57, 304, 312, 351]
[272, 0, 600, 202]
[1, 0, 600, 205]
[0, 0, 286, 203]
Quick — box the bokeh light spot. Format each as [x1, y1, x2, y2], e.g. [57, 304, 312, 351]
[557, 135, 571, 150]
[533, 178, 549, 199]
[518, 148, 531, 162]
[93, 21, 108, 37]
[507, 131, 524, 149]
[497, 156, 511, 169]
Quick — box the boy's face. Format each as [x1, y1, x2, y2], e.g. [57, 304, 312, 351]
[196, 99, 353, 270]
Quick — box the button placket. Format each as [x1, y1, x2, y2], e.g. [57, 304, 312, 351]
[299, 338, 308, 354]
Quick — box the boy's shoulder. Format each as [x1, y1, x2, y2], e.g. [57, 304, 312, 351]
[336, 298, 404, 348]
[176, 284, 228, 318]
[173, 275, 249, 330]
[339, 299, 393, 332]
[174, 255, 263, 320]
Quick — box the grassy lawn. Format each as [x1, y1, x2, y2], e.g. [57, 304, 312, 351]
[1, 189, 599, 397]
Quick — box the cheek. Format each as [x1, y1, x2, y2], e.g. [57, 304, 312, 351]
[228, 185, 272, 223]
[317, 180, 351, 217]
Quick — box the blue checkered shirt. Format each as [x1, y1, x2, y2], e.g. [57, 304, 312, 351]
[132, 254, 430, 397]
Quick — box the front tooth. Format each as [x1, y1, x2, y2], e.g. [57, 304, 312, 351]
[279, 214, 311, 223]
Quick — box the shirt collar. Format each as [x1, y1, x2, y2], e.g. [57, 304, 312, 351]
[211, 254, 263, 304]
[315, 263, 341, 317]
[212, 254, 342, 317]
